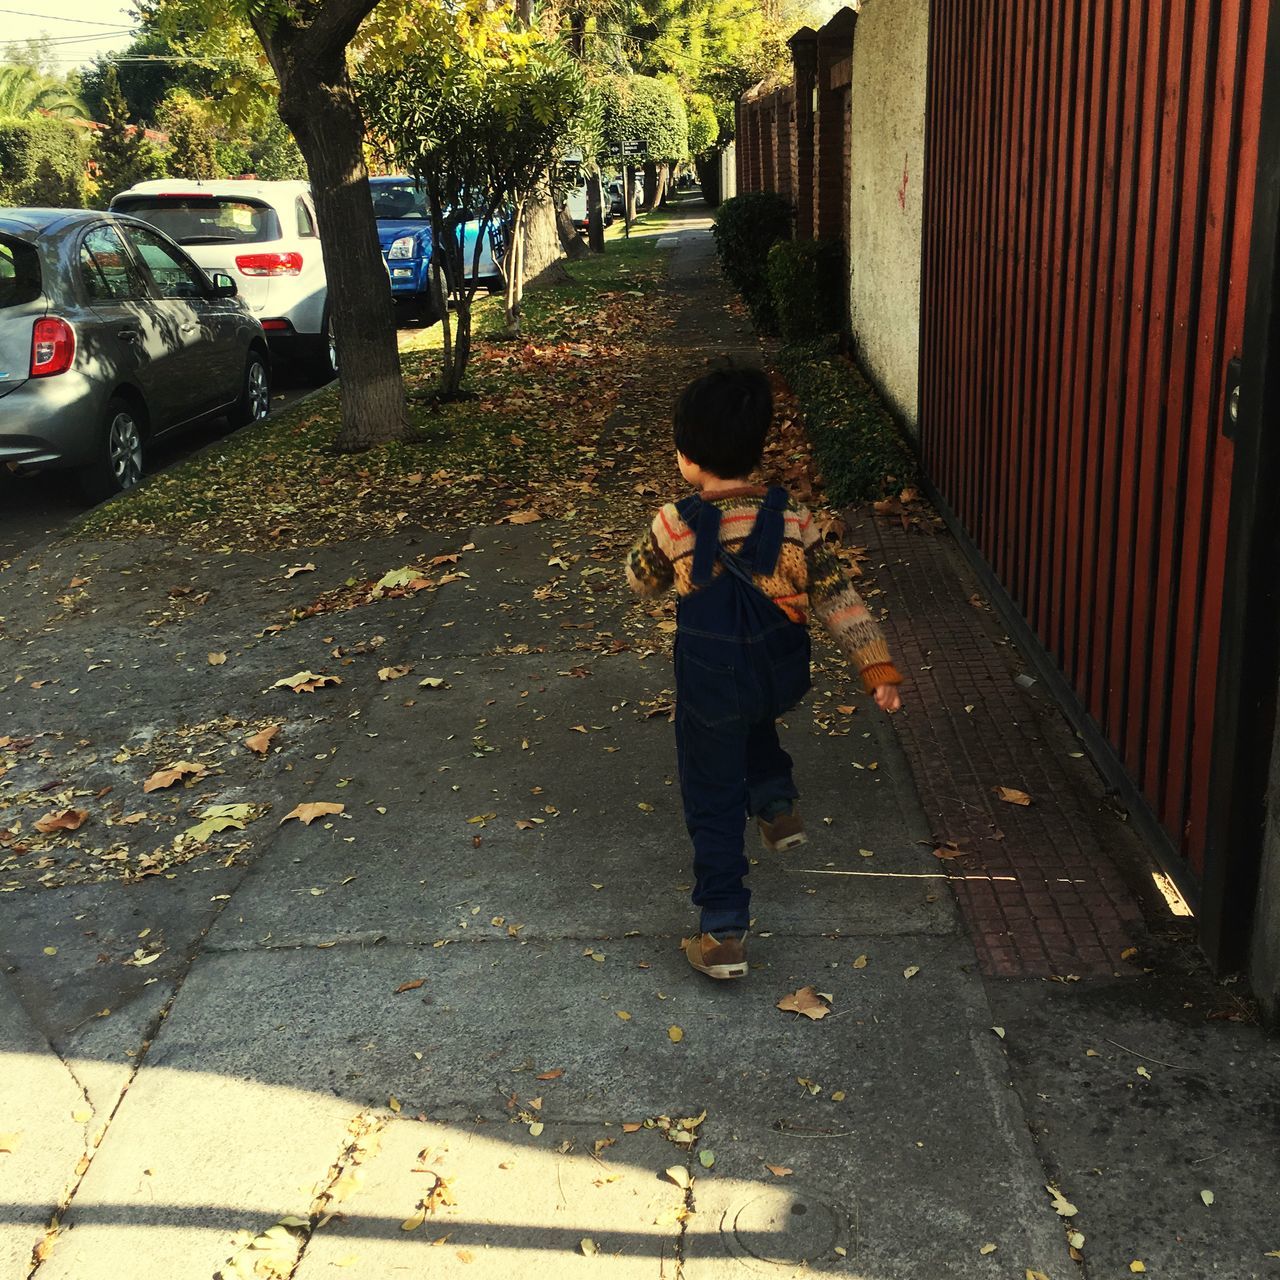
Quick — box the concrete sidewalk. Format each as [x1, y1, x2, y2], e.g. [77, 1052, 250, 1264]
[2, 202, 1276, 1280]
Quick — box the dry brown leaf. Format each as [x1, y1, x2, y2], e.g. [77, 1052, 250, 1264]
[143, 761, 207, 793]
[500, 510, 542, 525]
[535, 1068, 564, 1081]
[207, 652, 227, 666]
[764, 1164, 794, 1177]
[378, 664, 413, 682]
[284, 563, 317, 579]
[776, 986, 831, 1021]
[994, 785, 1032, 806]
[396, 978, 425, 993]
[273, 670, 342, 693]
[34, 809, 89, 834]
[245, 725, 280, 755]
[281, 802, 345, 826]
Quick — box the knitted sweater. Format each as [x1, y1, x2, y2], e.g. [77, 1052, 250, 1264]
[625, 486, 903, 693]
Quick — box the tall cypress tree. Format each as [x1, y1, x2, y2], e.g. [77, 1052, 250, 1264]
[94, 65, 163, 203]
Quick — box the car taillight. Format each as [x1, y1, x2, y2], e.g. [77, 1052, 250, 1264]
[30, 317, 75, 378]
[235, 252, 303, 277]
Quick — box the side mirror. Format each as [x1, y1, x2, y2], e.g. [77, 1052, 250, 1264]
[210, 273, 237, 298]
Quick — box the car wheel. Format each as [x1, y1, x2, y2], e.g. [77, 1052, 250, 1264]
[229, 352, 272, 428]
[311, 311, 338, 383]
[81, 398, 144, 501]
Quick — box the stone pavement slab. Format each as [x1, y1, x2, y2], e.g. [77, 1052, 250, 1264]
[0, 979, 90, 1278]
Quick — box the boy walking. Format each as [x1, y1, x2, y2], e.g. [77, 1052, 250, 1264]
[626, 367, 903, 980]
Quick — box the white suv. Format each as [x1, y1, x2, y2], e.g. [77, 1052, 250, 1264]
[111, 179, 334, 378]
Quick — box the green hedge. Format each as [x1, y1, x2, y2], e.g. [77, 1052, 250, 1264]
[778, 342, 917, 505]
[766, 239, 843, 342]
[711, 191, 792, 329]
[0, 115, 89, 208]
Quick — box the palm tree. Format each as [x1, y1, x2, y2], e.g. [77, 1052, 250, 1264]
[0, 64, 86, 119]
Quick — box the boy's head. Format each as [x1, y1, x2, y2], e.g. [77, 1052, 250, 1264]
[673, 366, 773, 483]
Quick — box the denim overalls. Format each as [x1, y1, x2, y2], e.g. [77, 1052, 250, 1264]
[673, 486, 812, 934]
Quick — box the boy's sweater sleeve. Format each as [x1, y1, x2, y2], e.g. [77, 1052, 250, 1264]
[801, 514, 903, 692]
[625, 510, 675, 597]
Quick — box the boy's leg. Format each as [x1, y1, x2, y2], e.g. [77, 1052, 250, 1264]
[675, 710, 751, 936]
[745, 718, 799, 818]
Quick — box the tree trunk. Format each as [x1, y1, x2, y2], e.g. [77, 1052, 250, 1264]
[502, 197, 527, 337]
[624, 164, 637, 228]
[556, 202, 589, 258]
[654, 163, 671, 209]
[273, 54, 405, 449]
[522, 176, 569, 286]
[586, 172, 605, 253]
[642, 160, 659, 211]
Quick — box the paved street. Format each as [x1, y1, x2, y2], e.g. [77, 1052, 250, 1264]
[0, 377, 320, 568]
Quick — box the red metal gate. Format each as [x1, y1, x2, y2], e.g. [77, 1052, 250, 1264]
[919, 0, 1271, 885]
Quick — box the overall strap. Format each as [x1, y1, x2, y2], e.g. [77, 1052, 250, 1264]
[675, 494, 723, 588]
[740, 486, 789, 576]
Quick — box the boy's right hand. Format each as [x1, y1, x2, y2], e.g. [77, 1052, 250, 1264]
[873, 684, 902, 713]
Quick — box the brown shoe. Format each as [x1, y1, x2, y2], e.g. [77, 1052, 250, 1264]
[682, 932, 748, 980]
[759, 807, 807, 852]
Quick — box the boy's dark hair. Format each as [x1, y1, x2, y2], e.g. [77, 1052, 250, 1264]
[673, 366, 773, 479]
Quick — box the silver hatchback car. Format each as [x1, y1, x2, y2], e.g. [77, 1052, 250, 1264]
[0, 208, 270, 498]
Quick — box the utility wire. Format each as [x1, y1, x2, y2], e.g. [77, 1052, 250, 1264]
[0, 6, 132, 26]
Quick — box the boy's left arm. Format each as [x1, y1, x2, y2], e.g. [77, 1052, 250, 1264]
[625, 515, 675, 597]
[803, 533, 903, 704]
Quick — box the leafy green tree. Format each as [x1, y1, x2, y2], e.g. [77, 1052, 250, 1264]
[600, 73, 687, 208]
[0, 115, 89, 206]
[685, 89, 718, 157]
[159, 92, 223, 179]
[361, 17, 585, 392]
[0, 63, 85, 119]
[246, 115, 307, 179]
[94, 66, 164, 204]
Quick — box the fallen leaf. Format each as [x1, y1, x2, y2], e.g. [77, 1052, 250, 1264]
[1200, 1189, 1214, 1206]
[245, 725, 280, 754]
[207, 652, 227, 666]
[418, 677, 446, 689]
[852, 954, 868, 969]
[34, 809, 88, 834]
[1130, 1264, 1146, 1274]
[284, 563, 317, 579]
[388, 1095, 401, 1113]
[401, 1202, 427, 1232]
[903, 965, 920, 980]
[396, 979, 426, 994]
[528, 1121, 544, 1137]
[535, 1068, 564, 1081]
[273, 670, 342, 693]
[1045, 1184, 1078, 1217]
[281, 802, 345, 826]
[764, 1164, 793, 1177]
[1068, 1230, 1085, 1249]
[994, 785, 1032, 805]
[615, 1010, 631, 1021]
[1026, 1271, 1051, 1280]
[143, 761, 208, 793]
[831, 1090, 846, 1101]
[979, 1242, 997, 1255]
[668, 1026, 684, 1043]
[184, 803, 255, 843]
[579, 1239, 598, 1257]
[1136, 1066, 1152, 1080]
[0, 1132, 21, 1153]
[622, 1122, 642, 1133]
[500, 510, 542, 525]
[698, 1149, 715, 1168]
[1121, 946, 1138, 960]
[664, 1165, 690, 1189]
[992, 1026, 1006, 1039]
[776, 986, 831, 1021]
[378, 664, 413, 682]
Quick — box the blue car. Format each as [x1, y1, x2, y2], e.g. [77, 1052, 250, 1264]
[370, 177, 505, 317]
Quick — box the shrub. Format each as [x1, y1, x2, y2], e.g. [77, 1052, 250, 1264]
[0, 115, 89, 208]
[778, 342, 917, 505]
[599, 74, 688, 164]
[711, 192, 792, 329]
[767, 239, 843, 342]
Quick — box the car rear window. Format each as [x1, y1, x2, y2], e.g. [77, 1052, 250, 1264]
[112, 197, 282, 246]
[0, 236, 41, 308]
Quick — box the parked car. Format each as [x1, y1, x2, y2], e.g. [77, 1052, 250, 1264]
[563, 177, 615, 236]
[369, 176, 505, 314]
[110, 179, 334, 378]
[0, 208, 270, 498]
[607, 175, 643, 218]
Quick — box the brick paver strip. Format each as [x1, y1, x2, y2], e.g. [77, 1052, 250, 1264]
[853, 510, 1148, 978]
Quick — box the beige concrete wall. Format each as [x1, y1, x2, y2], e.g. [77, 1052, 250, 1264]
[847, 0, 928, 432]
